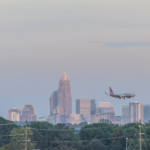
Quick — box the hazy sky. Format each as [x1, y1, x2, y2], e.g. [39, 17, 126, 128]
[0, 0, 150, 118]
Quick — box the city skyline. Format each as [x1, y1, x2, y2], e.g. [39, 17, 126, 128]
[7, 96, 145, 125]
[5, 72, 147, 125]
[5, 71, 146, 125]
[1, 71, 150, 118]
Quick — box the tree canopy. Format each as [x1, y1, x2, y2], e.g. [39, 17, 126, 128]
[0, 117, 150, 150]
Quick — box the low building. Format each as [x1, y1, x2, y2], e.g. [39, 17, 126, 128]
[68, 114, 85, 124]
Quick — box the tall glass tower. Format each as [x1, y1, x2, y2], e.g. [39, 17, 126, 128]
[58, 72, 72, 115]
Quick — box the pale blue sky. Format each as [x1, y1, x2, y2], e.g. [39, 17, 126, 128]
[0, 0, 150, 118]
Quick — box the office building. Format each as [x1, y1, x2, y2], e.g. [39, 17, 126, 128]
[144, 105, 150, 123]
[99, 102, 113, 111]
[50, 90, 58, 115]
[129, 101, 143, 123]
[76, 99, 96, 121]
[50, 72, 72, 117]
[58, 72, 72, 115]
[121, 105, 130, 125]
[96, 102, 114, 115]
[98, 102, 115, 123]
[68, 114, 84, 124]
[8, 107, 21, 122]
[21, 105, 36, 122]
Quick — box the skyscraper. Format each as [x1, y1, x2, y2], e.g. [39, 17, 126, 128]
[129, 101, 143, 123]
[57, 72, 72, 115]
[50, 90, 58, 115]
[8, 107, 21, 122]
[21, 105, 36, 122]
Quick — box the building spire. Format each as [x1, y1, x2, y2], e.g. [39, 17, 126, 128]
[60, 72, 69, 81]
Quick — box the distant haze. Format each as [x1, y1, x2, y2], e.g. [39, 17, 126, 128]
[0, 0, 150, 118]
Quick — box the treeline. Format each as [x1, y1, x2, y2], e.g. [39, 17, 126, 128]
[0, 117, 150, 150]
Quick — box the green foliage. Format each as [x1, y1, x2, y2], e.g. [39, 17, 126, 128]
[30, 121, 55, 149]
[1, 117, 150, 150]
[0, 117, 18, 147]
[80, 123, 114, 149]
[79, 140, 106, 150]
[112, 127, 124, 149]
[0, 146, 5, 150]
[30, 122, 77, 150]
[123, 123, 140, 150]
[4, 127, 35, 150]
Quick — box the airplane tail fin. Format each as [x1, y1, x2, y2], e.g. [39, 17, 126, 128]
[109, 87, 114, 95]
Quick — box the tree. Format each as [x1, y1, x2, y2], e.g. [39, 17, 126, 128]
[80, 123, 114, 149]
[0, 117, 18, 147]
[4, 127, 35, 150]
[30, 122, 77, 150]
[112, 127, 125, 150]
[30, 121, 55, 149]
[122, 123, 140, 150]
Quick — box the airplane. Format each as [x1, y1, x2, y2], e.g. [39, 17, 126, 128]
[105, 87, 135, 99]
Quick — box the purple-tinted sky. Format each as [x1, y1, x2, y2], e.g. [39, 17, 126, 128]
[0, 0, 150, 118]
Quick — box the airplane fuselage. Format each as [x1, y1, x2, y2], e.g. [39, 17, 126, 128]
[106, 87, 135, 99]
[110, 93, 135, 99]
